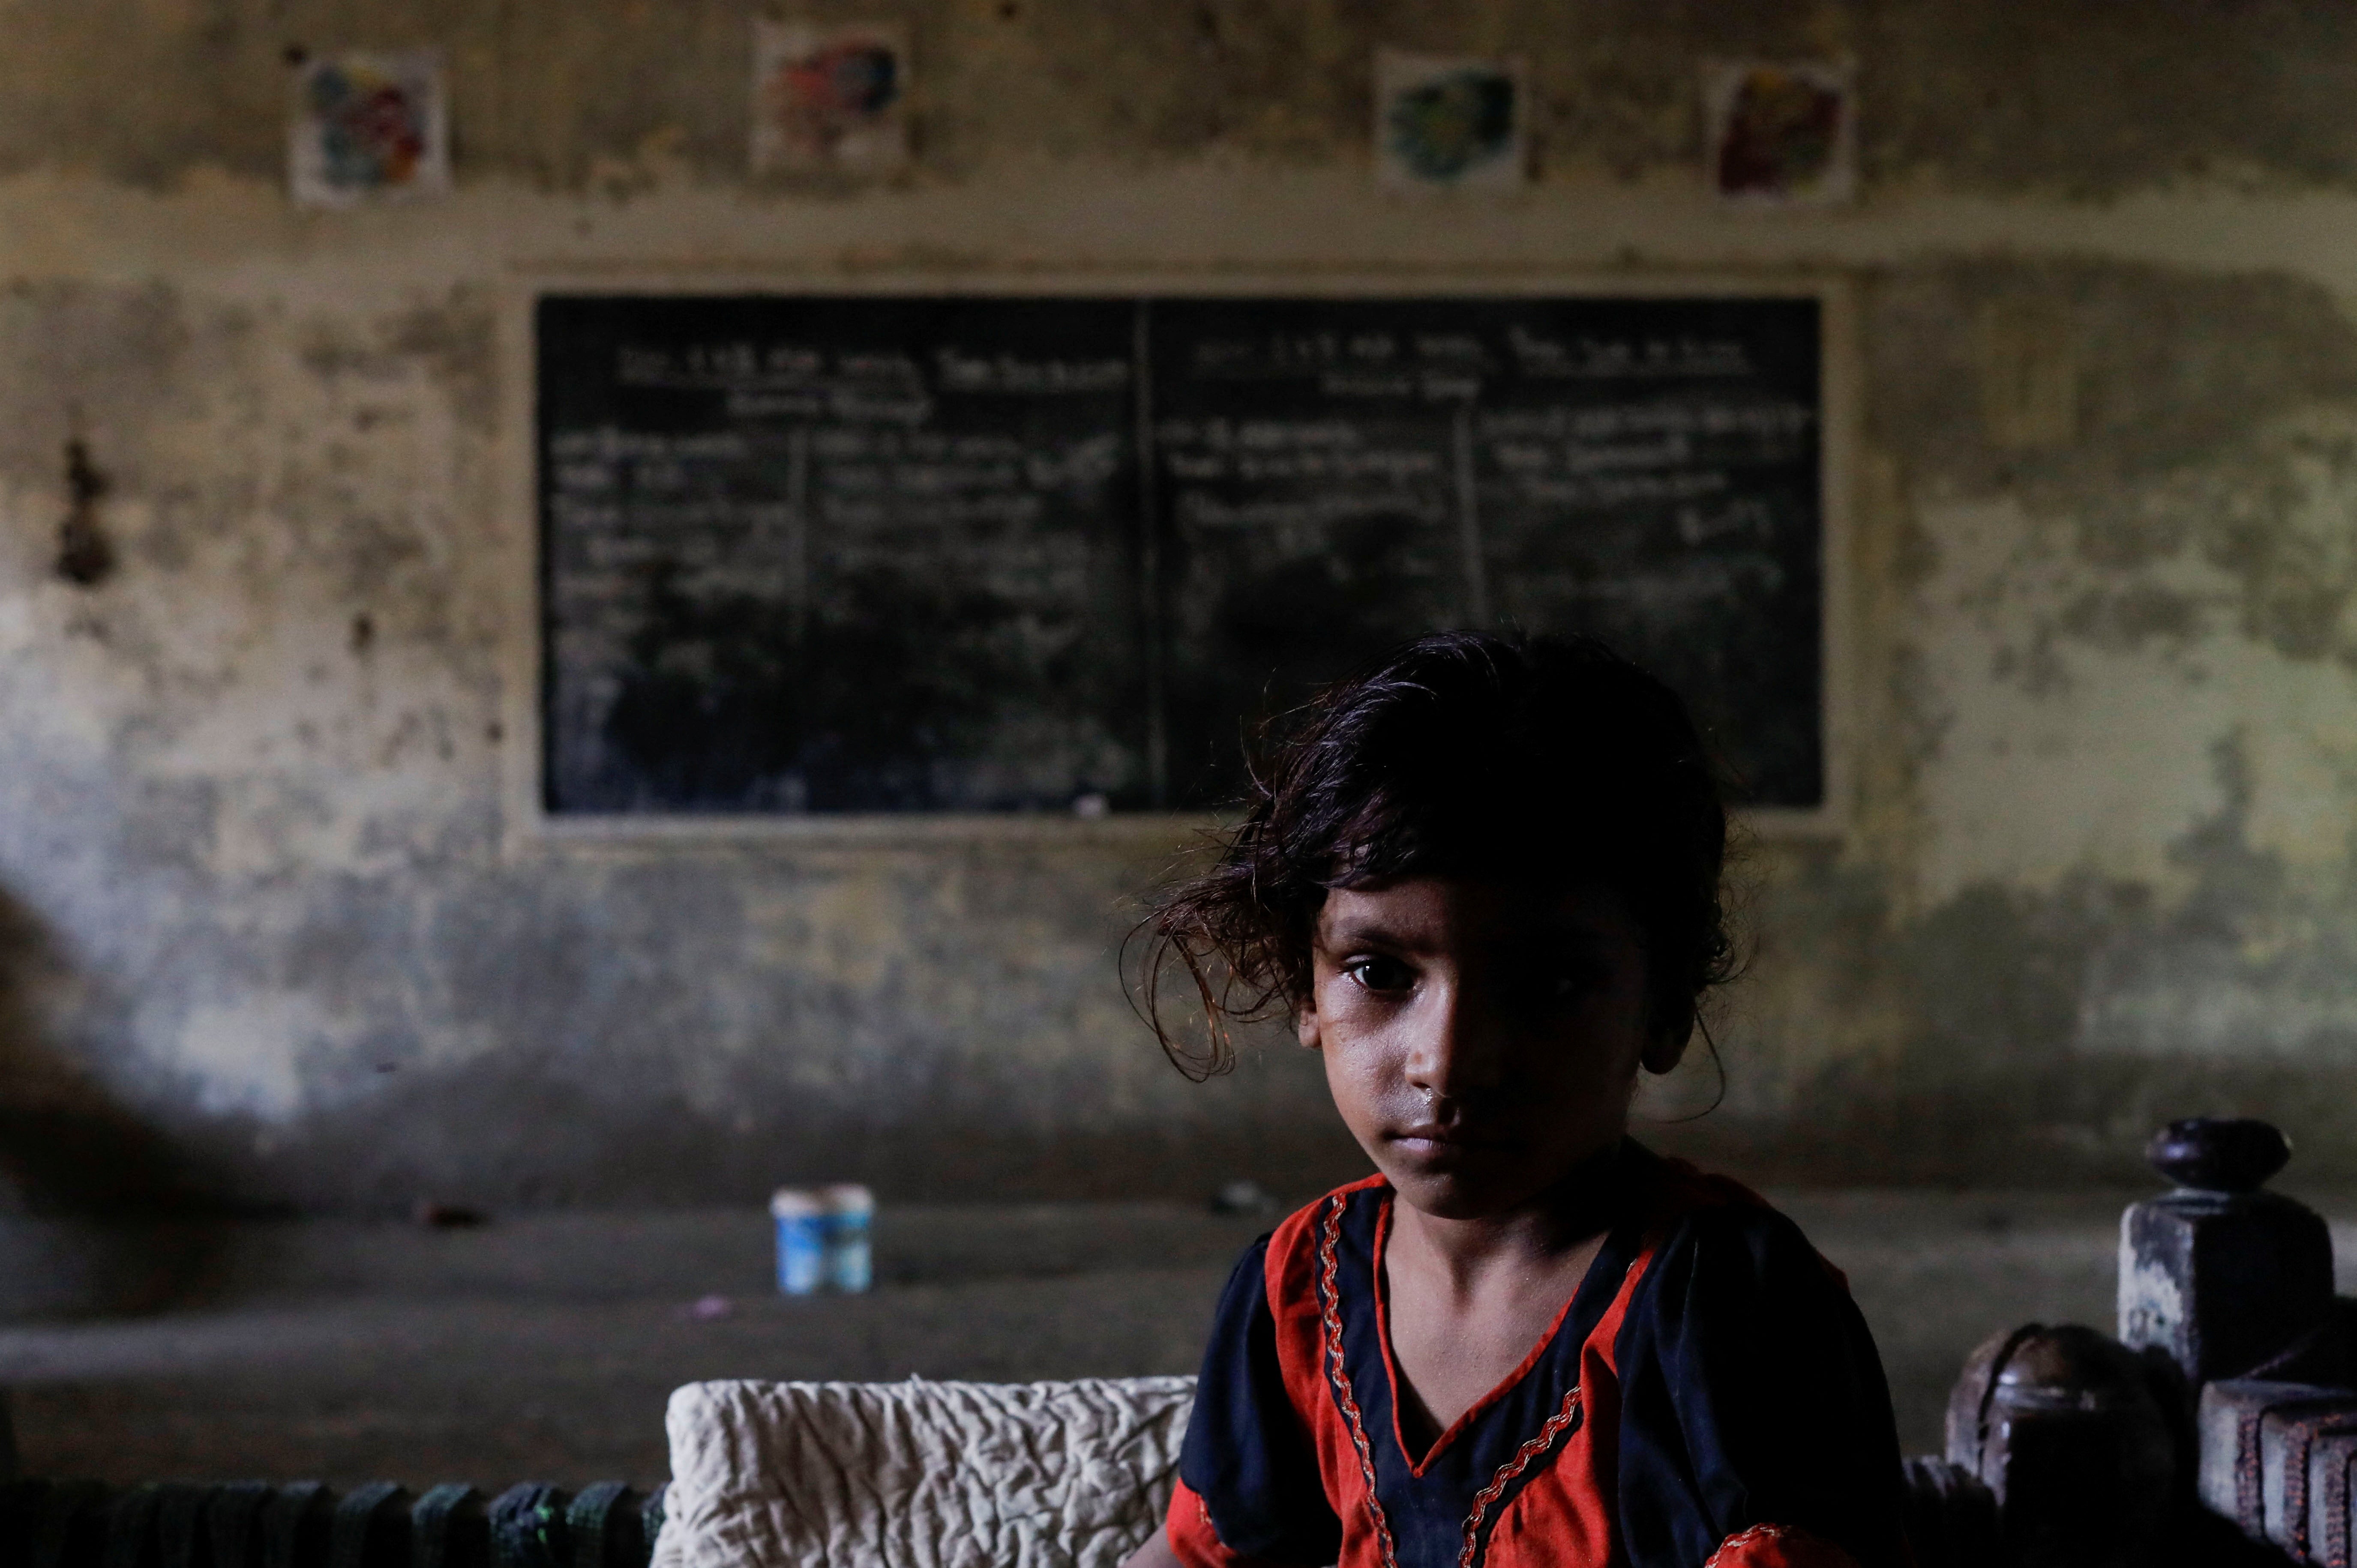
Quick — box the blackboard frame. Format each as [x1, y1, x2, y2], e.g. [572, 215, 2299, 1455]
[496, 270, 1855, 851]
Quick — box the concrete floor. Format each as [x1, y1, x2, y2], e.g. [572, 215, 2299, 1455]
[6, 1189, 2354, 1490]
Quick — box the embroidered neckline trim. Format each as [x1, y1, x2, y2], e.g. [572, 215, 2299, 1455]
[1316, 1191, 1587, 1568]
[1704, 1523, 1809, 1566]
[1454, 1385, 1582, 1568]
[1318, 1191, 1402, 1568]
[1369, 1190, 1587, 1478]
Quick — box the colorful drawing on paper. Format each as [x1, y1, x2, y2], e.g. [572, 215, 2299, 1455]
[1704, 60, 1855, 206]
[752, 21, 909, 174]
[1374, 51, 1524, 190]
[289, 51, 449, 206]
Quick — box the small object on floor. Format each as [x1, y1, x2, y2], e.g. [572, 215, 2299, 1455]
[413, 1202, 488, 1229]
[771, 1189, 825, 1296]
[1209, 1180, 1279, 1216]
[684, 1295, 732, 1321]
[821, 1185, 873, 1294]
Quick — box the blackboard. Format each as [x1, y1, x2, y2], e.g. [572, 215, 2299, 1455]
[538, 293, 1823, 815]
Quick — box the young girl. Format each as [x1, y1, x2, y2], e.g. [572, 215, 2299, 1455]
[1127, 633, 1908, 1568]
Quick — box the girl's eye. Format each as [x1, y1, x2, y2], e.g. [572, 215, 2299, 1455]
[1539, 956, 1620, 1007]
[1343, 956, 1414, 993]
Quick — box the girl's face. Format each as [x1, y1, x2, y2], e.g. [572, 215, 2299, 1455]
[1296, 875, 1681, 1221]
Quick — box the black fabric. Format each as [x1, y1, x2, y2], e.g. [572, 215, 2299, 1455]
[1180, 1236, 1343, 1565]
[1178, 1144, 1912, 1568]
[1612, 1192, 1911, 1568]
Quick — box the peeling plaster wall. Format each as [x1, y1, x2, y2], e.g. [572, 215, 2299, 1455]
[6, 0, 2357, 1210]
[1676, 260, 2357, 1186]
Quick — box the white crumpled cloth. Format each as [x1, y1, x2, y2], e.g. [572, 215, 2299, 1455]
[652, 1376, 1197, 1568]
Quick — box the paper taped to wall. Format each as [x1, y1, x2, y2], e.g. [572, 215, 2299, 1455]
[288, 50, 450, 207]
[751, 21, 909, 175]
[1703, 59, 1856, 207]
[1373, 50, 1525, 191]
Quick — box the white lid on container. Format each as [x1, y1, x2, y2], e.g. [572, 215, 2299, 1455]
[819, 1183, 875, 1213]
[771, 1187, 823, 1218]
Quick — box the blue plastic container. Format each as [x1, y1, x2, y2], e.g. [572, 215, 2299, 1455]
[771, 1188, 827, 1295]
[821, 1184, 874, 1293]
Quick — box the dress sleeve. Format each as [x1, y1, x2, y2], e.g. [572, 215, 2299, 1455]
[1611, 1207, 1912, 1568]
[1169, 1236, 1343, 1568]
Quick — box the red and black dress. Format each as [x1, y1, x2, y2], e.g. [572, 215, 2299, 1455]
[1165, 1141, 1910, 1568]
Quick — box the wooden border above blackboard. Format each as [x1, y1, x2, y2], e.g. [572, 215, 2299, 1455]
[495, 268, 1855, 853]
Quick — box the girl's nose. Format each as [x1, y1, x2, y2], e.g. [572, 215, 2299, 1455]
[1402, 981, 1508, 1099]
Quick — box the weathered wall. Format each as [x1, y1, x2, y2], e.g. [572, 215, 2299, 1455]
[5, 0, 2357, 1211]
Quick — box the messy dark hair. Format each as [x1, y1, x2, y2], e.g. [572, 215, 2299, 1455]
[1135, 631, 1737, 1079]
